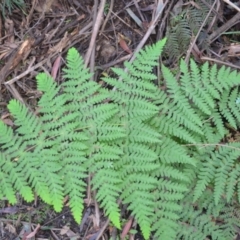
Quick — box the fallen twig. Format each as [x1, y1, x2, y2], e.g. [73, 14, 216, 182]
[4, 53, 57, 85]
[129, 0, 166, 63]
[84, 0, 106, 67]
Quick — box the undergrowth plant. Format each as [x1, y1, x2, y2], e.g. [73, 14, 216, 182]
[164, 0, 214, 60]
[0, 0, 25, 17]
[1, 38, 240, 239]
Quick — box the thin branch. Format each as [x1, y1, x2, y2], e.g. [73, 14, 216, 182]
[184, 143, 240, 151]
[84, 0, 106, 67]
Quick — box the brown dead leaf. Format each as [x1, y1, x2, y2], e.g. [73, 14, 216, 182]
[118, 33, 132, 54]
[60, 225, 69, 235]
[2, 118, 14, 126]
[60, 225, 80, 239]
[89, 214, 100, 229]
[183, 1, 201, 9]
[4, 19, 14, 43]
[51, 56, 61, 80]
[1, 112, 10, 119]
[5, 223, 16, 234]
[0, 38, 35, 85]
[19, 223, 31, 240]
[0, 42, 18, 60]
[121, 217, 133, 239]
[34, 0, 56, 13]
[26, 224, 40, 239]
[0, 51, 9, 60]
[48, 32, 69, 53]
[227, 44, 240, 56]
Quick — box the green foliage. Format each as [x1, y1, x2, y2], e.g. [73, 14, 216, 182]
[0, 0, 25, 17]
[164, 0, 215, 60]
[1, 38, 240, 239]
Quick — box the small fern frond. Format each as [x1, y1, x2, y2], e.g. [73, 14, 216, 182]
[218, 90, 239, 129]
[180, 189, 238, 240]
[193, 155, 216, 202]
[226, 164, 240, 202]
[63, 48, 93, 82]
[92, 169, 121, 228]
[8, 100, 40, 139]
[213, 144, 240, 204]
[162, 64, 203, 129]
[0, 153, 18, 204]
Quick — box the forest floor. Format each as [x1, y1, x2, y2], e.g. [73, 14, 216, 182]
[1, 0, 240, 239]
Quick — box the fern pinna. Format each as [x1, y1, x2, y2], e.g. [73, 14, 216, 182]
[1, 39, 240, 239]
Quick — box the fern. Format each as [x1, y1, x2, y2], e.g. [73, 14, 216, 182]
[164, 0, 215, 59]
[178, 190, 240, 240]
[0, 0, 25, 17]
[1, 38, 240, 239]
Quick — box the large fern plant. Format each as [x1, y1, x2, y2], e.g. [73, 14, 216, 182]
[1, 38, 240, 239]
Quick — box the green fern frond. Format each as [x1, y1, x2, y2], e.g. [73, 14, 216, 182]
[92, 169, 121, 228]
[0, 0, 25, 17]
[2, 38, 240, 239]
[180, 190, 239, 240]
[164, 0, 215, 59]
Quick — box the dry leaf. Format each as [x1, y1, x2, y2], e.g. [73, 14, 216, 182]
[227, 44, 240, 56]
[48, 32, 69, 53]
[118, 34, 132, 54]
[121, 217, 133, 239]
[26, 223, 40, 239]
[60, 225, 79, 239]
[5, 223, 16, 234]
[60, 225, 69, 235]
[51, 56, 61, 80]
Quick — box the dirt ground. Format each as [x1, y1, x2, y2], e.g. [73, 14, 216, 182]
[1, 0, 240, 239]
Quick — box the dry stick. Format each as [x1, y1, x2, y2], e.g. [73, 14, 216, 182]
[94, 190, 101, 227]
[111, 15, 119, 53]
[201, 56, 240, 70]
[133, 0, 145, 22]
[184, 143, 240, 151]
[4, 21, 93, 86]
[79, 21, 93, 35]
[5, 84, 25, 105]
[100, 54, 132, 69]
[84, 0, 106, 67]
[200, 0, 224, 22]
[45, 16, 66, 43]
[116, 1, 165, 78]
[156, 0, 174, 41]
[26, 0, 37, 26]
[208, 11, 240, 43]
[89, 2, 100, 224]
[110, 1, 166, 93]
[90, 0, 99, 80]
[4, 53, 57, 85]
[128, 1, 166, 64]
[222, 0, 240, 12]
[110, 10, 143, 36]
[184, 0, 217, 64]
[95, 219, 110, 240]
[206, 0, 220, 32]
[99, 0, 114, 35]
